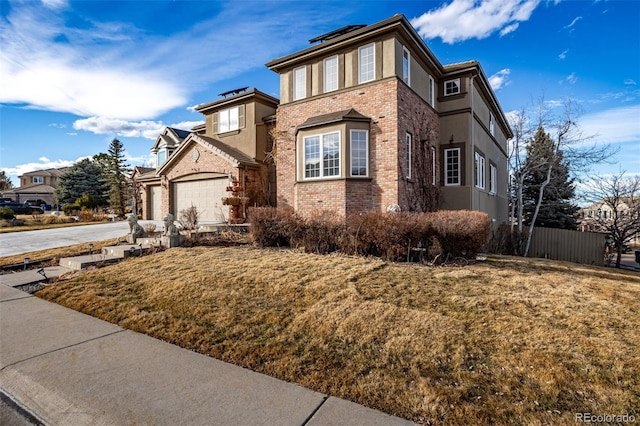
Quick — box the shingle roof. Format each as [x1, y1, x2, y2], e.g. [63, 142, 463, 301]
[194, 134, 259, 167]
[296, 108, 370, 132]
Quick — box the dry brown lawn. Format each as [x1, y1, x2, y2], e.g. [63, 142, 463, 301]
[36, 246, 639, 425]
[0, 238, 121, 268]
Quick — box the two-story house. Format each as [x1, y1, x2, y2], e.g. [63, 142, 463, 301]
[136, 88, 278, 222]
[1, 167, 69, 206]
[265, 14, 512, 222]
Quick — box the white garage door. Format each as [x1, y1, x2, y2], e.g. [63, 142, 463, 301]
[149, 185, 162, 220]
[173, 178, 229, 223]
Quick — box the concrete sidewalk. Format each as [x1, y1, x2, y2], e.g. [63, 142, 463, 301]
[0, 277, 414, 425]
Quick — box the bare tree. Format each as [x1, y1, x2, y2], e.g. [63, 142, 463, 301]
[508, 97, 616, 256]
[581, 171, 640, 268]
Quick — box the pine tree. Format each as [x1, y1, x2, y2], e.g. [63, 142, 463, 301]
[103, 138, 130, 217]
[521, 127, 579, 229]
[55, 159, 109, 205]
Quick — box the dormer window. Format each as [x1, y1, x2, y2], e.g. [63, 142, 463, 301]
[33, 176, 44, 184]
[445, 79, 460, 96]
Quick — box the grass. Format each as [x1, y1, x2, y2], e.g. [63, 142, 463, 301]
[35, 246, 639, 425]
[0, 238, 122, 268]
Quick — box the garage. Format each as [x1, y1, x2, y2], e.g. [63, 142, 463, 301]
[148, 185, 163, 220]
[173, 177, 229, 223]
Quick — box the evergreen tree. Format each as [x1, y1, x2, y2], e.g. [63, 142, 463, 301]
[103, 138, 130, 217]
[521, 127, 579, 229]
[56, 159, 109, 206]
[0, 171, 13, 190]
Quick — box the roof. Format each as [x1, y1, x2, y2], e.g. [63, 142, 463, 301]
[296, 108, 370, 132]
[19, 167, 70, 178]
[2, 184, 56, 195]
[195, 88, 279, 115]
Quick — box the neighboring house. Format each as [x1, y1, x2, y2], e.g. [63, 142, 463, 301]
[136, 89, 278, 222]
[578, 199, 640, 245]
[1, 167, 69, 206]
[265, 14, 512, 221]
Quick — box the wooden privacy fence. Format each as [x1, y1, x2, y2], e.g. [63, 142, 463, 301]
[527, 227, 607, 266]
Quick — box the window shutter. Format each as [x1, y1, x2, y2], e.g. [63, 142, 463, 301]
[238, 105, 246, 129]
[212, 112, 219, 134]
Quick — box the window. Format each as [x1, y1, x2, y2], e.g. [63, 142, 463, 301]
[489, 163, 497, 194]
[445, 79, 460, 96]
[444, 148, 460, 185]
[489, 113, 495, 136]
[428, 75, 435, 106]
[350, 130, 368, 177]
[219, 106, 239, 133]
[405, 133, 412, 179]
[324, 56, 338, 92]
[431, 146, 437, 185]
[32, 176, 44, 184]
[402, 47, 410, 85]
[157, 150, 166, 167]
[304, 132, 340, 179]
[475, 152, 486, 189]
[293, 66, 306, 100]
[358, 43, 375, 83]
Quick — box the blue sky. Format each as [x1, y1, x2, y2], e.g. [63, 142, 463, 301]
[1, 0, 639, 187]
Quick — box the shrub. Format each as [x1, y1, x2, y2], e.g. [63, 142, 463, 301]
[144, 223, 157, 234]
[179, 205, 199, 231]
[430, 210, 491, 258]
[62, 203, 79, 216]
[0, 206, 15, 220]
[296, 210, 347, 254]
[248, 206, 301, 247]
[75, 193, 98, 209]
[79, 208, 94, 222]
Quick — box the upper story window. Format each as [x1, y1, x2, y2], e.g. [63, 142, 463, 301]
[32, 176, 44, 184]
[444, 79, 460, 96]
[350, 130, 369, 177]
[324, 56, 338, 92]
[405, 132, 412, 179]
[489, 112, 495, 136]
[431, 146, 437, 185]
[219, 106, 239, 133]
[293, 66, 306, 100]
[402, 47, 410, 85]
[444, 148, 460, 186]
[358, 43, 375, 84]
[428, 75, 435, 106]
[304, 131, 340, 179]
[475, 151, 486, 190]
[489, 163, 497, 194]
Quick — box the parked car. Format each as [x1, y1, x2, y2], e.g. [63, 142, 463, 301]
[0, 202, 44, 215]
[0, 197, 13, 203]
[25, 199, 46, 207]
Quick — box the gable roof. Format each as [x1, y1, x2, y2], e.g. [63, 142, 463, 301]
[19, 167, 70, 178]
[156, 133, 260, 175]
[296, 108, 371, 132]
[151, 126, 190, 152]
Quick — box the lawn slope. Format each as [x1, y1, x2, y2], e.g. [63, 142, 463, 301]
[36, 247, 640, 425]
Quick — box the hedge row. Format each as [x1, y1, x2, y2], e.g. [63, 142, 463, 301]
[248, 207, 491, 262]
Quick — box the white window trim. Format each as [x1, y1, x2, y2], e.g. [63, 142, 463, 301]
[324, 55, 338, 93]
[33, 176, 44, 184]
[402, 47, 410, 85]
[350, 129, 369, 177]
[489, 163, 497, 194]
[475, 152, 486, 190]
[431, 146, 436, 185]
[218, 106, 239, 133]
[489, 112, 495, 136]
[302, 131, 341, 180]
[444, 78, 460, 96]
[444, 148, 461, 186]
[358, 43, 375, 84]
[428, 75, 435, 106]
[293, 66, 306, 100]
[406, 132, 412, 179]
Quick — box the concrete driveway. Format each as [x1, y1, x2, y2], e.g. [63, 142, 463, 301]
[0, 221, 161, 258]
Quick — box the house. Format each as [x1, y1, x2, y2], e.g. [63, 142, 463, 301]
[265, 14, 512, 221]
[1, 167, 70, 206]
[136, 14, 512, 225]
[578, 199, 640, 245]
[136, 88, 278, 222]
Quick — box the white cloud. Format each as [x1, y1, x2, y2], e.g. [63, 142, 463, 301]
[489, 68, 511, 90]
[411, 0, 541, 44]
[565, 16, 582, 29]
[1, 157, 78, 180]
[41, 0, 68, 10]
[624, 79, 637, 85]
[558, 50, 568, 60]
[579, 105, 640, 146]
[73, 117, 203, 139]
[565, 73, 578, 85]
[0, 1, 329, 121]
